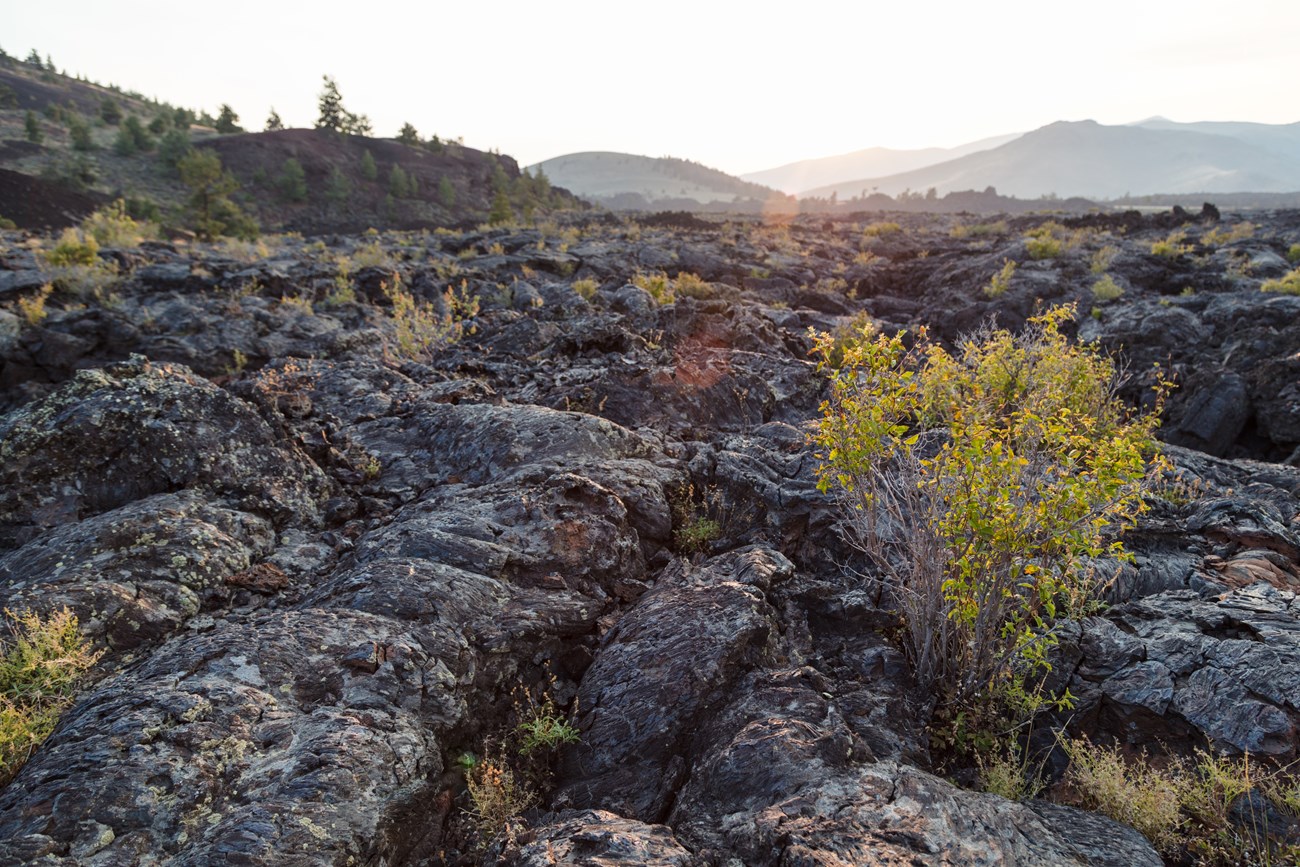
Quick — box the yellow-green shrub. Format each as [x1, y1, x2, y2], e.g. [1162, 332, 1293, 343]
[812, 306, 1169, 718]
[1261, 268, 1300, 295]
[1151, 231, 1191, 258]
[1, 608, 100, 786]
[1091, 274, 1124, 302]
[81, 199, 157, 247]
[863, 221, 903, 238]
[385, 278, 479, 361]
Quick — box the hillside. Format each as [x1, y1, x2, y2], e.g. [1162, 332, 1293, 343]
[527, 151, 790, 210]
[802, 120, 1300, 200]
[0, 58, 579, 232]
[740, 133, 1021, 195]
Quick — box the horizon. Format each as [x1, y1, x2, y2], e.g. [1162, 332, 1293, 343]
[7, 0, 1300, 176]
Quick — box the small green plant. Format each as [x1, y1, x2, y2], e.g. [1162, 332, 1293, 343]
[516, 698, 580, 756]
[983, 258, 1016, 298]
[1261, 268, 1300, 295]
[572, 277, 599, 301]
[1, 608, 101, 786]
[1091, 274, 1124, 302]
[1287, 243, 1300, 264]
[362, 455, 381, 480]
[1151, 230, 1191, 258]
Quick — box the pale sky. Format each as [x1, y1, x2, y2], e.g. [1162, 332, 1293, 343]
[6, 0, 1299, 175]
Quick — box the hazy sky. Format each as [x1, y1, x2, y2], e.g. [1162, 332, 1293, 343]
[7, 0, 1299, 175]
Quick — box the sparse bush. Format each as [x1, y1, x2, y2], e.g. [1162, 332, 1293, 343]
[1063, 737, 1186, 853]
[1261, 268, 1300, 295]
[672, 271, 713, 299]
[1091, 274, 1124, 302]
[384, 277, 479, 361]
[464, 757, 535, 843]
[1061, 738, 1300, 863]
[1288, 243, 1300, 264]
[632, 271, 673, 304]
[983, 258, 1016, 298]
[952, 220, 1008, 239]
[1089, 244, 1120, 274]
[1203, 222, 1255, 246]
[81, 199, 157, 247]
[572, 277, 599, 301]
[1025, 231, 1063, 260]
[863, 221, 902, 237]
[438, 177, 455, 207]
[812, 306, 1169, 723]
[16, 284, 53, 326]
[42, 228, 99, 267]
[1151, 230, 1191, 258]
[0, 607, 101, 786]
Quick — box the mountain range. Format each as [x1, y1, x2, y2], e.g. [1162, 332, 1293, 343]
[533, 118, 1300, 208]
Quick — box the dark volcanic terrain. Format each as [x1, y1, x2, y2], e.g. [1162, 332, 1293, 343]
[1, 207, 1300, 865]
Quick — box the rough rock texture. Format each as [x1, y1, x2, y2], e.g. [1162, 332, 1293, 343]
[3, 211, 1300, 865]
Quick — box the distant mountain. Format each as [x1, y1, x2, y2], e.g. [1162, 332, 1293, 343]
[1130, 117, 1300, 159]
[740, 133, 1022, 195]
[527, 152, 787, 209]
[800, 120, 1300, 200]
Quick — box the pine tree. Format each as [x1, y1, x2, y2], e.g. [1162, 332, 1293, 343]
[398, 123, 420, 146]
[360, 150, 377, 181]
[24, 111, 41, 145]
[438, 177, 455, 207]
[25, 49, 41, 69]
[265, 108, 283, 132]
[316, 76, 345, 132]
[488, 189, 514, 225]
[215, 104, 241, 134]
[388, 165, 412, 198]
[324, 167, 351, 207]
[278, 157, 307, 202]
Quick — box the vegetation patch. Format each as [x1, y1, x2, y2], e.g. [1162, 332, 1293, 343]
[1, 608, 101, 787]
[812, 306, 1170, 738]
